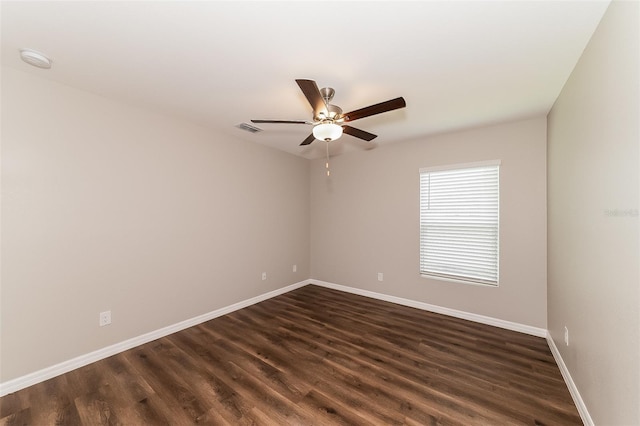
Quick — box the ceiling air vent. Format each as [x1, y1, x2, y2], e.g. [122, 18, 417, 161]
[236, 122, 262, 133]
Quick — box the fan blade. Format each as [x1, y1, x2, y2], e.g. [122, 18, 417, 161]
[343, 97, 406, 122]
[342, 125, 377, 141]
[296, 79, 328, 118]
[251, 119, 308, 124]
[300, 134, 316, 146]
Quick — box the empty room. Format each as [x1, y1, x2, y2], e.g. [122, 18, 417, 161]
[1, 1, 638, 425]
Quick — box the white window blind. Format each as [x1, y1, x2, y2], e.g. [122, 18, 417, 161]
[419, 161, 500, 286]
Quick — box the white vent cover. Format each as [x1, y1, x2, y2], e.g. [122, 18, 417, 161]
[236, 123, 262, 133]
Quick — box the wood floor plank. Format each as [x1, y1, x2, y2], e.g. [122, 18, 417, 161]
[253, 319, 488, 424]
[0, 285, 581, 425]
[266, 298, 553, 422]
[20, 375, 82, 425]
[122, 344, 213, 424]
[0, 407, 32, 426]
[165, 328, 299, 425]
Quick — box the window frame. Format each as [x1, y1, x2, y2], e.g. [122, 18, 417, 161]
[419, 160, 501, 287]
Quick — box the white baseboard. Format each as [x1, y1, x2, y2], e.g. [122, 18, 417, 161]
[0, 280, 310, 397]
[546, 332, 593, 426]
[310, 280, 547, 338]
[0, 278, 560, 401]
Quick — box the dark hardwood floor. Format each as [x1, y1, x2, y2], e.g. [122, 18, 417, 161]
[0, 285, 581, 425]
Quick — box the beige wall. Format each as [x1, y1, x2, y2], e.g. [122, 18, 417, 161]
[0, 67, 310, 382]
[4, 9, 636, 422]
[310, 117, 548, 328]
[547, 1, 639, 424]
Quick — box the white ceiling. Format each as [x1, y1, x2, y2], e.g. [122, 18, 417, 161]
[1, 1, 610, 159]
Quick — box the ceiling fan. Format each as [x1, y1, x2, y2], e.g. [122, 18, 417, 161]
[252, 79, 406, 146]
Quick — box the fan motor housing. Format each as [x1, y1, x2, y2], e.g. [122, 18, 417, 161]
[316, 104, 343, 121]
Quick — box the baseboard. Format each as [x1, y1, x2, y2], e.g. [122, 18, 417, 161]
[310, 280, 547, 338]
[0, 279, 310, 397]
[0, 278, 553, 398]
[546, 332, 593, 426]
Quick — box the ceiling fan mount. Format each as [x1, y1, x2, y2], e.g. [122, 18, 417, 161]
[252, 79, 406, 146]
[319, 87, 335, 103]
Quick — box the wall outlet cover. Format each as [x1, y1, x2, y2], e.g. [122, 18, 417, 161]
[99, 311, 112, 327]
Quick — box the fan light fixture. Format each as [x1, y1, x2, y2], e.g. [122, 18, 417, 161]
[313, 122, 343, 141]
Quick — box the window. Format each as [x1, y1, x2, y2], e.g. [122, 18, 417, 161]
[419, 161, 500, 286]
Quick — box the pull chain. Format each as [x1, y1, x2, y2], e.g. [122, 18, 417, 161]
[325, 140, 331, 177]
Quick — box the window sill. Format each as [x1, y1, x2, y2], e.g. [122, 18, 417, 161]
[420, 274, 499, 287]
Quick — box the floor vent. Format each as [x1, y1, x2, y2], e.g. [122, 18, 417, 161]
[236, 122, 262, 133]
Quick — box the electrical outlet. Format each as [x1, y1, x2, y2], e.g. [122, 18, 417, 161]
[262, 272, 267, 280]
[378, 272, 384, 282]
[564, 326, 569, 346]
[99, 310, 112, 327]
[293, 264, 297, 273]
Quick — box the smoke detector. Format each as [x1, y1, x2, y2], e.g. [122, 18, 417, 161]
[20, 49, 52, 69]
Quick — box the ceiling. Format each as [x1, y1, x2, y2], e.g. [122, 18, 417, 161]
[1, 1, 610, 159]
